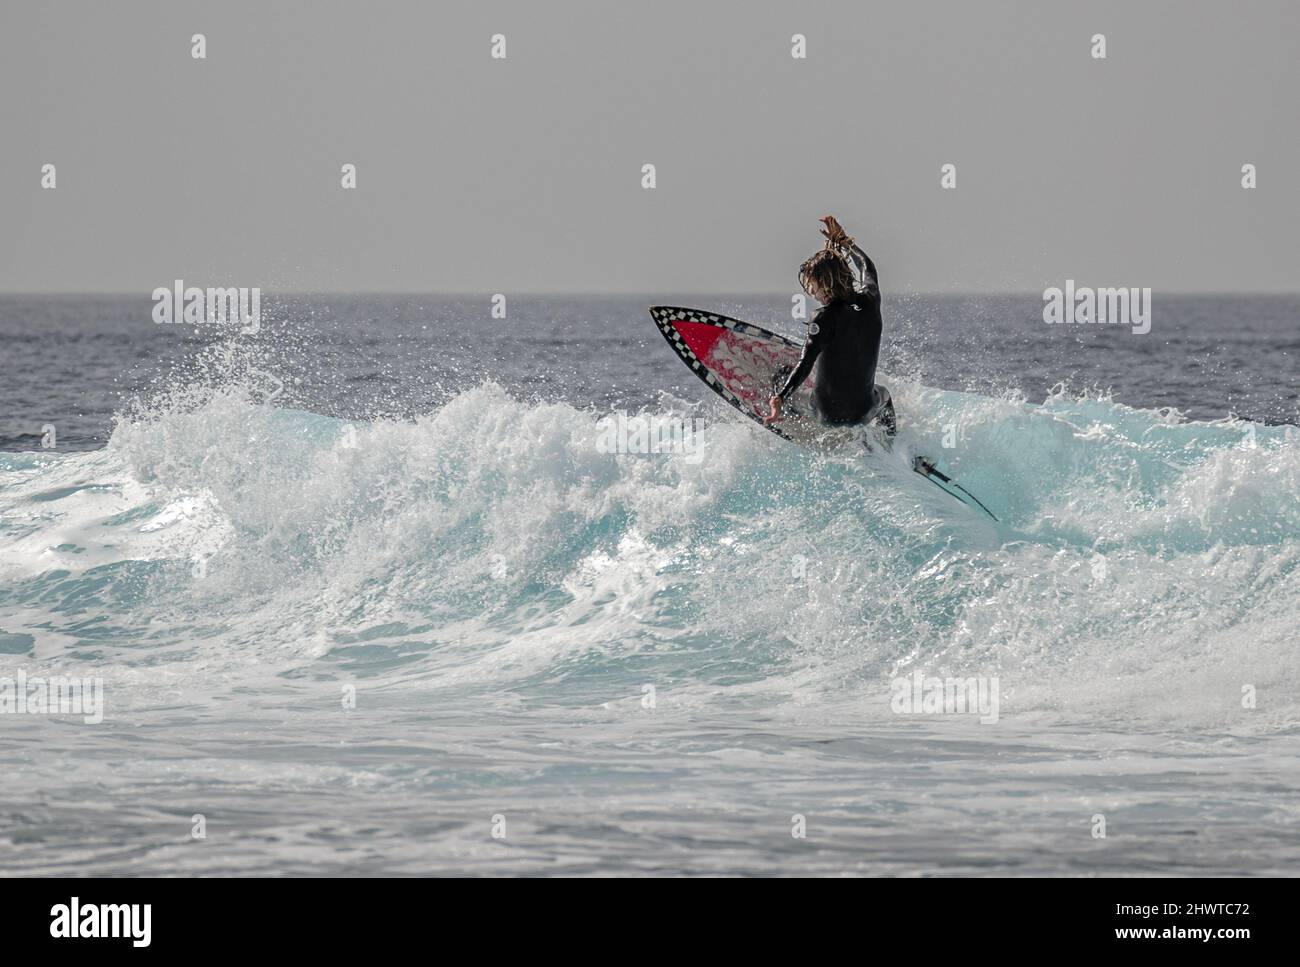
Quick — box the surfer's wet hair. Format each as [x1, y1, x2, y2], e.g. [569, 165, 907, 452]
[798, 248, 856, 304]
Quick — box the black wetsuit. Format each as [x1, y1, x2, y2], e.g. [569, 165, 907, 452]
[776, 245, 883, 425]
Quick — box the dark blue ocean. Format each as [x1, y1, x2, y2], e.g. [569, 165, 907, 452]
[3, 293, 1297, 451]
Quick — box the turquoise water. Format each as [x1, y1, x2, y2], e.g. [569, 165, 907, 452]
[2, 360, 1298, 873]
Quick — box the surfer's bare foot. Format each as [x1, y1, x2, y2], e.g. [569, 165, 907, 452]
[764, 395, 784, 424]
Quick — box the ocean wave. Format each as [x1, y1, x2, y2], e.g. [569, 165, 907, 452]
[1, 377, 1297, 731]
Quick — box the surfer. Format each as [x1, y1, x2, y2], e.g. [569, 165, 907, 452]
[764, 216, 893, 434]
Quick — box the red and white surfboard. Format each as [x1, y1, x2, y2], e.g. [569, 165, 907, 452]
[648, 305, 822, 443]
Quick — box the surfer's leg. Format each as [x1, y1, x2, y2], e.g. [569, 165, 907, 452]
[868, 385, 896, 437]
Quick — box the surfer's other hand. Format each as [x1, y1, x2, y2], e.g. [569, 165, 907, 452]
[764, 395, 784, 424]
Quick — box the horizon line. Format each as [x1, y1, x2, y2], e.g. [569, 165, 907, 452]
[2, 289, 1298, 299]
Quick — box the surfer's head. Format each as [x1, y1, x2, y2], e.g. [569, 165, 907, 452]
[798, 248, 855, 305]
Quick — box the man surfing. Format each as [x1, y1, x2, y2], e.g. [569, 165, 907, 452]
[765, 216, 894, 436]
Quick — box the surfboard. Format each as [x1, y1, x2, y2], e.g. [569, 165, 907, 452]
[649, 305, 998, 520]
[648, 305, 864, 447]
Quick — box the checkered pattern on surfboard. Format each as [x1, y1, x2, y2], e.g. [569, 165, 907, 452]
[648, 306, 814, 436]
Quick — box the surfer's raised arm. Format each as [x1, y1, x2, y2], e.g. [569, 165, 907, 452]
[845, 244, 879, 298]
[820, 215, 879, 299]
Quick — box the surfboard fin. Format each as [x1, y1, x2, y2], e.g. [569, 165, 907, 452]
[912, 456, 999, 522]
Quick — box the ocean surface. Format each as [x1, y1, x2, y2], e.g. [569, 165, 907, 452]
[1, 293, 1298, 876]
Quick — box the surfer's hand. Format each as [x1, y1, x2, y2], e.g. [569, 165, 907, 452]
[764, 395, 784, 424]
[819, 215, 853, 250]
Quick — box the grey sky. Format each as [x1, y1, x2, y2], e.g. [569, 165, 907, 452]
[2, 0, 1297, 294]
